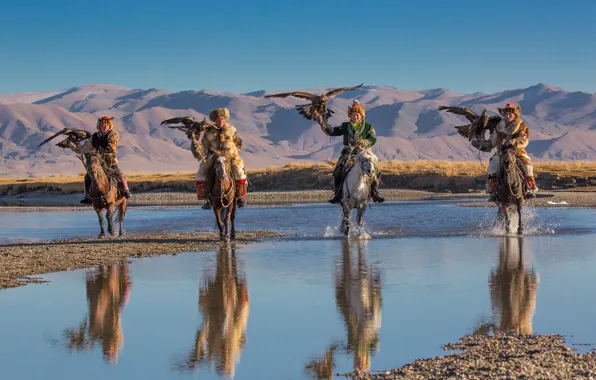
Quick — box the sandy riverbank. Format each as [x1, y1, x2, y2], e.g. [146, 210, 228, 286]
[339, 333, 596, 379]
[0, 230, 286, 289]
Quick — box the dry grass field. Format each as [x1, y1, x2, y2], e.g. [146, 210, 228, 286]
[2, 160, 596, 196]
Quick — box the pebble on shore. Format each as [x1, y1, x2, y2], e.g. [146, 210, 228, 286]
[338, 333, 596, 379]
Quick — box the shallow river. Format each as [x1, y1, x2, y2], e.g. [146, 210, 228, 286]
[1, 201, 596, 379]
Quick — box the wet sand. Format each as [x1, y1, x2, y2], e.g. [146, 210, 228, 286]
[0, 230, 286, 289]
[340, 333, 596, 379]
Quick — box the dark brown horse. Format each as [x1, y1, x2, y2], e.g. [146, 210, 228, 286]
[493, 146, 527, 235]
[209, 154, 237, 242]
[85, 154, 128, 238]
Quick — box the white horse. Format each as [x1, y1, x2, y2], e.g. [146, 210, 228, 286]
[339, 148, 378, 237]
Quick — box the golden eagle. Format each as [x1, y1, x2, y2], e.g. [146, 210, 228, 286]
[160, 116, 219, 139]
[264, 83, 364, 121]
[438, 106, 501, 141]
[38, 128, 92, 148]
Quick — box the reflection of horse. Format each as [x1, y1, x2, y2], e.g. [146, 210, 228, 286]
[85, 153, 128, 238]
[304, 343, 340, 380]
[209, 154, 237, 242]
[339, 149, 378, 237]
[174, 245, 249, 377]
[61, 262, 131, 364]
[492, 146, 527, 235]
[335, 239, 382, 372]
[474, 238, 538, 335]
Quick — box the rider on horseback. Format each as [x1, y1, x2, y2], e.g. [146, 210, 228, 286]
[473, 103, 538, 201]
[80, 116, 131, 204]
[192, 108, 248, 210]
[313, 100, 385, 204]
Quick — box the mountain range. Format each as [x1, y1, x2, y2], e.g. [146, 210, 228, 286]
[1, 82, 595, 177]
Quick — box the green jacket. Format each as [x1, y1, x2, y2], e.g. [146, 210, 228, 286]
[321, 120, 377, 149]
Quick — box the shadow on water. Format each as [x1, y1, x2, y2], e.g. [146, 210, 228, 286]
[171, 244, 250, 377]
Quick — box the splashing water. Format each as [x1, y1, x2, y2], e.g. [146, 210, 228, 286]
[472, 206, 556, 237]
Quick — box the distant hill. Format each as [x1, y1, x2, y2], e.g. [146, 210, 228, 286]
[1, 82, 596, 177]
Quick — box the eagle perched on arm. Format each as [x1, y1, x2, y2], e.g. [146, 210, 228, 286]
[264, 83, 364, 121]
[438, 106, 501, 142]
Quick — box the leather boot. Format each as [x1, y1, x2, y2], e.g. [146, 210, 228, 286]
[487, 176, 497, 202]
[80, 174, 92, 204]
[328, 166, 343, 204]
[370, 177, 385, 203]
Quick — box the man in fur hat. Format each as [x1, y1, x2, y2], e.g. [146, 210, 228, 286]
[80, 116, 131, 204]
[480, 103, 538, 200]
[313, 100, 385, 204]
[192, 108, 248, 209]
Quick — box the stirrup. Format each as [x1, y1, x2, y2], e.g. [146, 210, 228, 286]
[201, 201, 212, 210]
[237, 198, 246, 208]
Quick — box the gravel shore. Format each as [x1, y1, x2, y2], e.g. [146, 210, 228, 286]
[339, 333, 596, 379]
[1, 189, 595, 210]
[0, 230, 285, 289]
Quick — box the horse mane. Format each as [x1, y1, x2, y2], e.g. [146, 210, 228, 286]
[357, 148, 378, 164]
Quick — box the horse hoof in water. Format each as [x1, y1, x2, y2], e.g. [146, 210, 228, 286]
[98, 233, 105, 239]
[119, 231, 126, 238]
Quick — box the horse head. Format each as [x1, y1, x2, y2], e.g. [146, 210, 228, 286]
[356, 149, 377, 178]
[214, 155, 230, 182]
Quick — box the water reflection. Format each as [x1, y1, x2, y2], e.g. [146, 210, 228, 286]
[61, 262, 131, 364]
[174, 245, 250, 377]
[476, 237, 539, 335]
[305, 240, 382, 379]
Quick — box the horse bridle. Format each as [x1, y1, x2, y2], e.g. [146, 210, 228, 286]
[215, 157, 235, 208]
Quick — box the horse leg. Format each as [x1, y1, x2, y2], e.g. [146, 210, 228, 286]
[118, 199, 127, 237]
[356, 205, 365, 229]
[96, 208, 105, 238]
[343, 203, 352, 237]
[223, 205, 231, 243]
[214, 205, 225, 241]
[517, 200, 523, 236]
[230, 202, 237, 240]
[106, 205, 115, 237]
[503, 206, 512, 235]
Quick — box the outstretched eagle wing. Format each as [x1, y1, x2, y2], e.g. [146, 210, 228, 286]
[264, 91, 314, 100]
[324, 83, 364, 98]
[438, 106, 479, 124]
[38, 128, 91, 148]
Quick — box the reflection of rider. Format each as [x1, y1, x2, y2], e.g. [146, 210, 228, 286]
[313, 100, 385, 204]
[489, 238, 538, 335]
[180, 246, 250, 376]
[193, 108, 248, 209]
[80, 116, 131, 204]
[475, 103, 538, 201]
[335, 240, 382, 373]
[63, 263, 131, 364]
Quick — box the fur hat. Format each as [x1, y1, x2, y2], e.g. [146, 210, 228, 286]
[498, 103, 521, 117]
[97, 116, 115, 131]
[347, 100, 365, 118]
[209, 108, 230, 122]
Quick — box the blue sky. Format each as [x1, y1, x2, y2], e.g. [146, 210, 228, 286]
[2, 0, 594, 95]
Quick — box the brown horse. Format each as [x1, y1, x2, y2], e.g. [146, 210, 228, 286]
[85, 154, 128, 238]
[493, 146, 527, 235]
[209, 154, 237, 242]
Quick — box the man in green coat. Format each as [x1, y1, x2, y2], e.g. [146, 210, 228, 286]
[313, 100, 385, 204]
